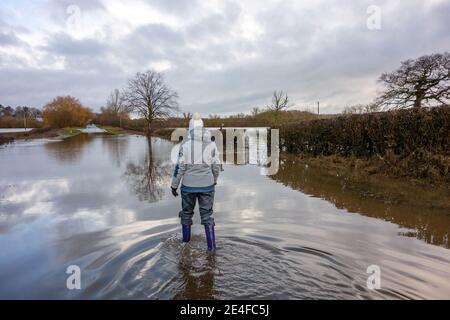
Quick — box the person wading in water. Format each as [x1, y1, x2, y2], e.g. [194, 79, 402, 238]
[171, 113, 221, 251]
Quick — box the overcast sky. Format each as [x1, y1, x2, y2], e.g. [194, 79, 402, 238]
[0, 0, 449, 115]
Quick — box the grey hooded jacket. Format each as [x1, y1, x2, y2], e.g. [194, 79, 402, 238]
[171, 128, 221, 193]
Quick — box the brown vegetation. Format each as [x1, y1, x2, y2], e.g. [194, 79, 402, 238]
[42, 96, 94, 128]
[280, 106, 450, 183]
[0, 105, 42, 128]
[205, 110, 323, 127]
[0, 135, 14, 145]
[0, 127, 65, 145]
[0, 116, 42, 128]
[273, 153, 450, 246]
[97, 89, 131, 127]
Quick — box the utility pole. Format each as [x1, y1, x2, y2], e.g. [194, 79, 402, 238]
[23, 108, 27, 130]
[317, 101, 320, 115]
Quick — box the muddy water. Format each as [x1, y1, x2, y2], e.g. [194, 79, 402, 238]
[0, 134, 449, 299]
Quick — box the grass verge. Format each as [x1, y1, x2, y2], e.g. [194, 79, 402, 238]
[59, 127, 82, 138]
[101, 126, 125, 135]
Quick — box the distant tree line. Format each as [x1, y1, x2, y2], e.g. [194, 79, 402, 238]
[0, 98, 94, 129]
[0, 105, 42, 128]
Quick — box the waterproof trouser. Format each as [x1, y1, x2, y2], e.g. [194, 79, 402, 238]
[179, 192, 215, 225]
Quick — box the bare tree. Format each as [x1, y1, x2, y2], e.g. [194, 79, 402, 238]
[251, 107, 260, 116]
[183, 112, 192, 120]
[123, 138, 171, 203]
[376, 52, 449, 109]
[364, 103, 380, 113]
[123, 70, 179, 134]
[267, 90, 292, 112]
[105, 89, 130, 127]
[14, 106, 30, 129]
[0, 106, 14, 117]
[27, 107, 41, 119]
[343, 103, 380, 114]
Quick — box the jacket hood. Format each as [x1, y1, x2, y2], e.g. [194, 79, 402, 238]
[189, 112, 203, 131]
[189, 127, 211, 141]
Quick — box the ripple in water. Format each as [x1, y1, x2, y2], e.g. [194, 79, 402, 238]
[73, 229, 417, 300]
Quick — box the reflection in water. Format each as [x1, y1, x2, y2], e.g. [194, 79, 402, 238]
[175, 247, 217, 300]
[272, 155, 450, 248]
[102, 135, 129, 167]
[0, 179, 70, 234]
[123, 137, 172, 203]
[44, 134, 94, 163]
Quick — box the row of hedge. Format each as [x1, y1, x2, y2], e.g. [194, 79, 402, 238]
[279, 106, 450, 158]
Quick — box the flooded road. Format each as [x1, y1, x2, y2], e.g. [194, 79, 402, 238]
[0, 133, 449, 299]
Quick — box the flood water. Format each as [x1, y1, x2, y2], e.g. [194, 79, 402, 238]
[0, 133, 449, 299]
[0, 128, 33, 133]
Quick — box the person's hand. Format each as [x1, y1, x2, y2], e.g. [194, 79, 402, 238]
[171, 187, 179, 197]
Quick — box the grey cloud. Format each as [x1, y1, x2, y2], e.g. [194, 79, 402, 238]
[0, 31, 19, 45]
[183, 91, 270, 116]
[44, 0, 107, 30]
[0, 0, 449, 115]
[144, 0, 200, 15]
[46, 0, 106, 11]
[45, 0, 106, 16]
[0, 67, 125, 109]
[45, 33, 107, 56]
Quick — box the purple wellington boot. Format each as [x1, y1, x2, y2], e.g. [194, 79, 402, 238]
[204, 224, 216, 251]
[182, 224, 191, 243]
